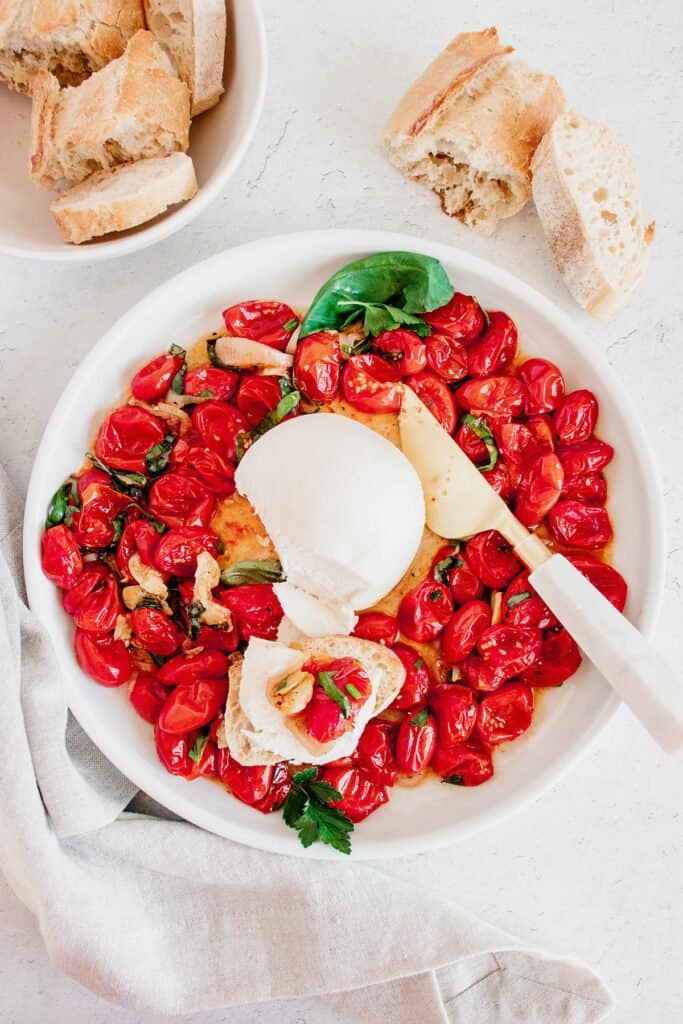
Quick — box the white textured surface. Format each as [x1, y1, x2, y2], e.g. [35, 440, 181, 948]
[0, 0, 681, 1021]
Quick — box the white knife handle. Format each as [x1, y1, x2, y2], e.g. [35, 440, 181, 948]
[530, 554, 683, 753]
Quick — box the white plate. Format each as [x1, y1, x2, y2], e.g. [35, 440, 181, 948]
[24, 229, 666, 859]
[0, 0, 267, 262]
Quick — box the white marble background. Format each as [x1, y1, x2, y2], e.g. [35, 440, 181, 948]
[1, 1, 681, 1021]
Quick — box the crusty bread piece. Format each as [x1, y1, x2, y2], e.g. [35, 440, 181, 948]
[50, 152, 198, 243]
[224, 637, 406, 767]
[144, 0, 225, 116]
[531, 111, 654, 319]
[29, 30, 191, 191]
[384, 28, 565, 236]
[0, 0, 144, 94]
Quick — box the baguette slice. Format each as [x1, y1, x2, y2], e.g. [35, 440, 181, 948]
[531, 111, 654, 319]
[384, 28, 565, 236]
[29, 29, 191, 191]
[0, 0, 144, 94]
[50, 152, 198, 243]
[144, 0, 225, 116]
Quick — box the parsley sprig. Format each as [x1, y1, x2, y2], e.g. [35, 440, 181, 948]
[282, 768, 354, 854]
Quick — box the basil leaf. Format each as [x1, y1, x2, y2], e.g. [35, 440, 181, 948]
[283, 317, 299, 333]
[46, 479, 79, 529]
[219, 559, 284, 586]
[188, 733, 209, 765]
[86, 452, 147, 495]
[251, 390, 301, 441]
[135, 595, 162, 610]
[299, 252, 454, 338]
[442, 774, 465, 786]
[433, 553, 463, 583]
[409, 708, 429, 728]
[507, 590, 532, 609]
[186, 601, 205, 640]
[169, 344, 186, 358]
[145, 434, 176, 475]
[318, 670, 350, 718]
[428, 589, 442, 602]
[460, 413, 499, 473]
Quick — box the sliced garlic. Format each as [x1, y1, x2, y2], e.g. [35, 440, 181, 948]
[193, 551, 233, 628]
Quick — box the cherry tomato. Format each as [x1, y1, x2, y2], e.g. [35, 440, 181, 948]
[130, 607, 183, 656]
[158, 649, 228, 685]
[424, 333, 468, 382]
[41, 524, 83, 588]
[398, 579, 453, 643]
[460, 653, 508, 692]
[466, 311, 518, 377]
[513, 452, 564, 527]
[395, 708, 437, 774]
[485, 458, 522, 504]
[193, 739, 219, 779]
[129, 673, 170, 723]
[216, 583, 283, 641]
[153, 527, 222, 578]
[74, 629, 133, 686]
[191, 401, 248, 462]
[441, 599, 492, 664]
[321, 765, 389, 822]
[237, 376, 288, 426]
[94, 406, 165, 472]
[303, 658, 372, 744]
[495, 422, 539, 466]
[357, 720, 399, 786]
[477, 624, 543, 679]
[502, 571, 557, 630]
[421, 292, 485, 343]
[517, 359, 565, 414]
[557, 439, 614, 477]
[293, 331, 342, 402]
[157, 677, 228, 733]
[373, 328, 427, 376]
[222, 300, 298, 351]
[76, 467, 109, 497]
[342, 354, 402, 413]
[521, 628, 582, 687]
[457, 376, 526, 419]
[170, 441, 235, 497]
[406, 371, 457, 433]
[465, 531, 521, 589]
[548, 500, 613, 549]
[148, 471, 215, 529]
[183, 366, 238, 400]
[116, 520, 161, 578]
[70, 573, 121, 633]
[154, 723, 196, 776]
[567, 554, 627, 612]
[62, 562, 109, 615]
[194, 622, 239, 653]
[219, 755, 276, 803]
[553, 389, 598, 444]
[476, 682, 534, 745]
[72, 482, 131, 549]
[251, 761, 292, 813]
[449, 562, 484, 604]
[352, 611, 399, 646]
[455, 420, 491, 464]
[561, 473, 607, 506]
[525, 414, 555, 454]
[131, 352, 184, 402]
[431, 738, 494, 785]
[429, 684, 477, 745]
[390, 643, 433, 710]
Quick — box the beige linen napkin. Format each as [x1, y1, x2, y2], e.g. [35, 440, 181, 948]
[0, 467, 614, 1022]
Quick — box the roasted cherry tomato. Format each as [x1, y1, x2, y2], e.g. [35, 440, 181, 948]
[158, 649, 229, 685]
[73, 482, 132, 549]
[495, 422, 539, 466]
[62, 562, 109, 615]
[191, 401, 248, 462]
[303, 658, 372, 744]
[342, 354, 402, 413]
[148, 471, 215, 529]
[154, 723, 196, 776]
[517, 358, 565, 415]
[557, 439, 614, 477]
[237, 375, 289, 426]
[525, 414, 555, 454]
[465, 531, 521, 589]
[74, 629, 133, 687]
[94, 405, 165, 472]
[457, 376, 526, 419]
[548, 500, 613, 549]
[216, 583, 283, 641]
[219, 755, 276, 803]
[390, 643, 433, 710]
[116, 519, 161, 578]
[424, 333, 468, 382]
[513, 452, 564, 527]
[521, 628, 582, 687]
[466, 311, 518, 377]
[130, 607, 183, 656]
[192, 739, 219, 779]
[153, 527, 222, 578]
[406, 370, 457, 433]
[157, 677, 228, 733]
[194, 621, 240, 653]
[441, 599, 492, 664]
[129, 673, 170, 723]
[70, 573, 121, 633]
[352, 611, 399, 647]
[561, 473, 608, 506]
[373, 328, 427, 376]
[170, 441, 235, 497]
[398, 579, 453, 643]
[553, 389, 598, 444]
[357, 720, 399, 786]
[449, 562, 484, 604]
[455, 419, 492, 465]
[429, 684, 477, 746]
[41, 524, 83, 588]
[431, 738, 494, 785]
[502, 570, 557, 630]
[395, 708, 437, 774]
[460, 653, 507, 692]
[294, 330, 342, 403]
[321, 765, 389, 822]
[420, 292, 485, 343]
[477, 624, 543, 679]
[476, 682, 534, 745]
[567, 554, 627, 611]
[76, 467, 109, 497]
[251, 761, 292, 812]
[184, 366, 238, 400]
[487, 459, 522, 505]
[131, 351, 184, 402]
[222, 300, 298, 351]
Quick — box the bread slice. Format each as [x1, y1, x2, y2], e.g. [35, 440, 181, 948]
[50, 152, 198, 243]
[0, 0, 144, 94]
[143, 0, 225, 116]
[29, 30, 191, 191]
[531, 111, 654, 319]
[384, 28, 565, 236]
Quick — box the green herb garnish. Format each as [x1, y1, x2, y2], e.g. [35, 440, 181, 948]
[188, 733, 209, 765]
[206, 336, 233, 370]
[460, 413, 499, 473]
[340, 336, 373, 356]
[251, 390, 301, 441]
[428, 589, 442, 602]
[186, 601, 205, 640]
[442, 774, 465, 786]
[282, 767, 354, 855]
[169, 344, 187, 394]
[318, 670, 350, 718]
[275, 678, 289, 693]
[346, 683, 362, 700]
[432, 551, 463, 584]
[45, 478, 79, 529]
[219, 559, 284, 586]
[283, 317, 299, 333]
[409, 708, 430, 728]
[145, 434, 176, 475]
[414, 658, 424, 670]
[86, 452, 147, 496]
[507, 590, 532, 609]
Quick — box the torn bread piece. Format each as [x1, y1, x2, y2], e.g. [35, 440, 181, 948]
[50, 152, 198, 243]
[144, 0, 226, 116]
[383, 27, 565, 235]
[0, 0, 144, 94]
[531, 111, 654, 319]
[29, 30, 190, 191]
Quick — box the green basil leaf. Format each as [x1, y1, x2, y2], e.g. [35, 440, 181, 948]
[219, 559, 284, 587]
[409, 708, 429, 728]
[46, 480, 79, 528]
[428, 589, 442, 602]
[145, 434, 176, 476]
[188, 733, 209, 765]
[186, 601, 205, 640]
[341, 336, 373, 356]
[433, 553, 463, 584]
[169, 344, 186, 358]
[460, 413, 499, 473]
[86, 452, 147, 494]
[507, 590, 532, 609]
[318, 670, 350, 718]
[251, 390, 301, 441]
[135, 595, 162, 610]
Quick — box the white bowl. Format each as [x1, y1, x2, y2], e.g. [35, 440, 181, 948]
[0, 0, 267, 262]
[24, 229, 666, 859]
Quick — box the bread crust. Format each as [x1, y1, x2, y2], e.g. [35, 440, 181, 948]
[144, 0, 226, 116]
